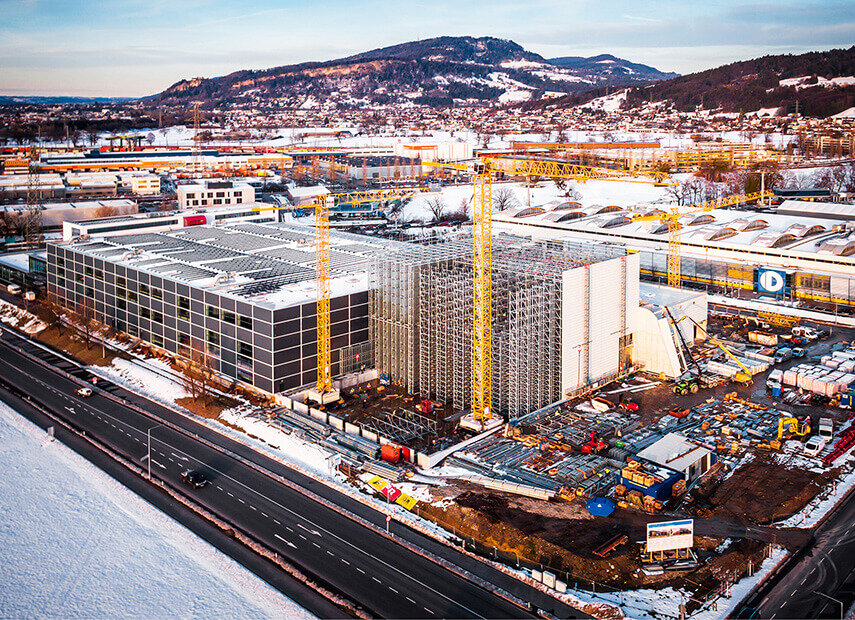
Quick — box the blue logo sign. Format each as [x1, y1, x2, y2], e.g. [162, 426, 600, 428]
[757, 268, 787, 294]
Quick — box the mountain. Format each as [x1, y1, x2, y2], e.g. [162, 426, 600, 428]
[548, 54, 677, 83]
[151, 36, 676, 108]
[0, 95, 133, 105]
[624, 46, 855, 117]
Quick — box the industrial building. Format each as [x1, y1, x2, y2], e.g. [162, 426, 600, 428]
[176, 180, 255, 209]
[634, 284, 708, 378]
[492, 206, 855, 310]
[4, 199, 138, 230]
[345, 156, 423, 181]
[47, 223, 379, 394]
[371, 237, 639, 417]
[61, 204, 276, 240]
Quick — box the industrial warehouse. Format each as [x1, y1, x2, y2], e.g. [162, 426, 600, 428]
[46, 223, 640, 418]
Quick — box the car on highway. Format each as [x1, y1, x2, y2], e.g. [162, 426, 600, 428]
[180, 469, 208, 488]
[75, 387, 93, 397]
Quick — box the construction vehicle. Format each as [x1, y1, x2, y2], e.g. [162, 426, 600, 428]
[674, 377, 700, 395]
[778, 416, 811, 440]
[686, 317, 754, 385]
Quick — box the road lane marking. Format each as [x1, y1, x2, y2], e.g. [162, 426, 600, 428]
[313, 542, 321, 549]
[227, 492, 234, 497]
[1, 356, 489, 620]
[341, 559, 349, 565]
[356, 567, 365, 574]
[273, 519, 281, 525]
[261, 512, 268, 517]
[406, 597, 417, 604]
[274, 533, 297, 549]
[216, 486, 224, 491]
[151, 459, 165, 469]
[424, 608, 434, 615]
[237, 498, 245, 504]
[372, 577, 381, 583]
[250, 505, 257, 511]
[389, 587, 398, 594]
[299, 534, 306, 540]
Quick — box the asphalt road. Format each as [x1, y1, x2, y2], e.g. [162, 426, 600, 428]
[733, 486, 855, 619]
[0, 326, 582, 618]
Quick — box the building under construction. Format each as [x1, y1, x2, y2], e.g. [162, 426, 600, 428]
[371, 236, 639, 418]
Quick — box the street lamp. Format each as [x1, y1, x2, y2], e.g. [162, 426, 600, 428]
[814, 591, 843, 620]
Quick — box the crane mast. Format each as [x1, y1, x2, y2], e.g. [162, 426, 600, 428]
[472, 169, 492, 423]
[315, 196, 332, 394]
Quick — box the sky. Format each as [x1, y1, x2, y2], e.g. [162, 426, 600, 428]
[0, 0, 853, 97]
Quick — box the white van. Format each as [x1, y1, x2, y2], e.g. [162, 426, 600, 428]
[767, 369, 784, 389]
[804, 436, 826, 457]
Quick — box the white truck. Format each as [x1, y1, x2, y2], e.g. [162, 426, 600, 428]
[6, 284, 21, 295]
[818, 417, 834, 442]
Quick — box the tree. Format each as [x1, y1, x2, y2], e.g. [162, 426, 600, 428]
[424, 196, 446, 223]
[37, 299, 63, 335]
[85, 130, 99, 146]
[73, 297, 97, 350]
[94, 205, 119, 218]
[180, 337, 218, 407]
[492, 186, 519, 211]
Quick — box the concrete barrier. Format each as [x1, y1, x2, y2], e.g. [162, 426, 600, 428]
[328, 415, 344, 431]
[361, 427, 378, 443]
[309, 407, 327, 423]
[344, 422, 360, 436]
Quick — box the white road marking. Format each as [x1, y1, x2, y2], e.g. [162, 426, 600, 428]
[389, 587, 398, 594]
[151, 459, 165, 469]
[227, 492, 234, 497]
[299, 534, 307, 540]
[273, 519, 281, 525]
[356, 567, 365, 574]
[341, 559, 349, 565]
[312, 542, 321, 549]
[261, 512, 268, 517]
[406, 597, 417, 604]
[237, 498, 245, 504]
[250, 505, 257, 511]
[274, 533, 297, 549]
[216, 486, 224, 491]
[424, 608, 435, 615]
[372, 577, 381, 583]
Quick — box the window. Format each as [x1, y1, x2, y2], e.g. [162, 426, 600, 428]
[127, 291, 137, 303]
[187, 192, 195, 199]
[75, 273, 84, 284]
[178, 306, 190, 320]
[57, 257, 65, 267]
[178, 295, 190, 310]
[117, 298, 127, 310]
[139, 283, 150, 297]
[128, 324, 139, 337]
[214, 199, 222, 205]
[140, 307, 150, 320]
[222, 311, 236, 324]
[151, 287, 162, 300]
[116, 276, 126, 288]
[235, 197, 242, 204]
[206, 330, 220, 353]
[216, 191, 225, 198]
[152, 311, 163, 324]
[116, 287, 126, 299]
[85, 266, 93, 277]
[94, 269, 104, 281]
[151, 334, 164, 347]
[206, 305, 219, 319]
[238, 342, 253, 358]
[239, 315, 252, 330]
[85, 287, 94, 298]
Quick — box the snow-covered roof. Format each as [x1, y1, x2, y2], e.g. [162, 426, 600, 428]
[55, 222, 394, 309]
[637, 433, 712, 473]
[777, 200, 855, 221]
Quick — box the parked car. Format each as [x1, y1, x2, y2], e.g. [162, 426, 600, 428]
[75, 387, 93, 398]
[774, 347, 793, 363]
[804, 436, 826, 457]
[818, 417, 834, 441]
[180, 470, 208, 489]
[792, 347, 806, 358]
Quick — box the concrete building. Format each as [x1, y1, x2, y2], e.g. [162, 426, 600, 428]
[4, 199, 137, 230]
[0, 173, 66, 201]
[637, 433, 716, 483]
[286, 186, 330, 208]
[634, 284, 708, 378]
[62, 204, 275, 241]
[47, 223, 378, 394]
[346, 156, 423, 181]
[176, 180, 254, 209]
[493, 205, 855, 310]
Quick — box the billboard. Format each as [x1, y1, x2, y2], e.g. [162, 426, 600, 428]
[646, 519, 694, 552]
[757, 268, 787, 295]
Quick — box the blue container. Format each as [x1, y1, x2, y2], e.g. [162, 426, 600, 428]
[586, 497, 616, 517]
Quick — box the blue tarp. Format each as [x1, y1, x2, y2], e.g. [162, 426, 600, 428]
[586, 497, 615, 517]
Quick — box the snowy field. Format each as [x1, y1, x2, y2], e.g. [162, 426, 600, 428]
[0, 400, 313, 619]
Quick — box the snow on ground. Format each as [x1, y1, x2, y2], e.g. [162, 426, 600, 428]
[0, 299, 46, 335]
[398, 177, 674, 223]
[0, 400, 313, 619]
[96, 357, 190, 404]
[550, 547, 787, 620]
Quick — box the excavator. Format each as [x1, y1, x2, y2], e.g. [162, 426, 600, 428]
[778, 416, 811, 441]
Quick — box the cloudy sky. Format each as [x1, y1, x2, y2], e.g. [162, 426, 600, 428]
[1, 0, 852, 97]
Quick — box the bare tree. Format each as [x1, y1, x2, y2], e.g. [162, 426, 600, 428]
[424, 196, 446, 223]
[492, 186, 519, 211]
[85, 130, 99, 146]
[37, 299, 63, 335]
[180, 338, 218, 407]
[74, 297, 97, 350]
[94, 205, 119, 218]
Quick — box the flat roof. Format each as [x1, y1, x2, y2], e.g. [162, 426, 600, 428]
[54, 222, 398, 309]
[0, 252, 32, 273]
[637, 433, 713, 473]
[639, 282, 705, 312]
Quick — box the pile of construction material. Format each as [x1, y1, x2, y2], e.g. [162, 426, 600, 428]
[783, 349, 855, 396]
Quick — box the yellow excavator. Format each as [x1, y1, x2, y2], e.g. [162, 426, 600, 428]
[778, 417, 811, 440]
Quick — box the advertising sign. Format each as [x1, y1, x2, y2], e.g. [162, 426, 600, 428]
[757, 268, 787, 295]
[646, 519, 694, 552]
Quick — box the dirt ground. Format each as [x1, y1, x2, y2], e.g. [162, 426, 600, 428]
[422, 489, 771, 610]
[35, 325, 120, 367]
[695, 455, 838, 524]
[174, 395, 241, 419]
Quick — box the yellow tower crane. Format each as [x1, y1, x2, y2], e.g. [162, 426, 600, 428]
[427, 156, 669, 424]
[631, 190, 773, 287]
[252, 187, 422, 399]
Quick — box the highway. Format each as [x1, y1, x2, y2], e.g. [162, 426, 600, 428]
[0, 326, 583, 618]
[734, 484, 855, 619]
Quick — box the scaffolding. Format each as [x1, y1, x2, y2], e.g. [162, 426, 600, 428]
[370, 236, 622, 418]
